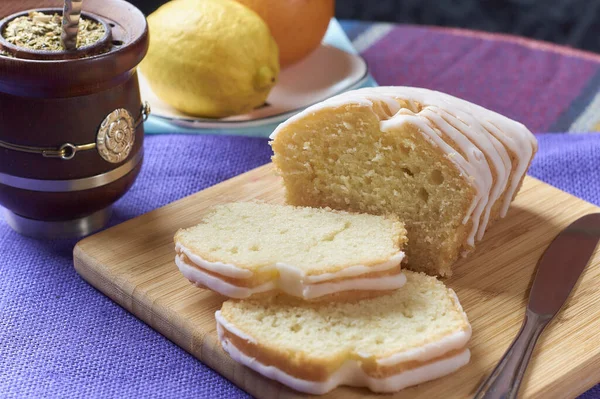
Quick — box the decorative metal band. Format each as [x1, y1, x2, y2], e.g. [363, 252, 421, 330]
[0, 102, 150, 160]
[0, 149, 143, 192]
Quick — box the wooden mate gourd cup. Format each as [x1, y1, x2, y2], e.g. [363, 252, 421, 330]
[0, 0, 149, 238]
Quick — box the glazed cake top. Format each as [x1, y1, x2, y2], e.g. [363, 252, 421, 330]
[270, 86, 538, 245]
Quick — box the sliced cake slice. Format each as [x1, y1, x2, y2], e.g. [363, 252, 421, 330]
[216, 270, 472, 394]
[174, 202, 407, 301]
[270, 86, 537, 276]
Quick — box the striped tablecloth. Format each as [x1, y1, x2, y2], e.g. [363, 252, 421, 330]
[1, 21, 600, 399]
[343, 21, 600, 134]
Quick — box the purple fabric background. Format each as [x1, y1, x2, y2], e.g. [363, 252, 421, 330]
[2, 133, 600, 398]
[361, 26, 600, 133]
[3, 22, 600, 398]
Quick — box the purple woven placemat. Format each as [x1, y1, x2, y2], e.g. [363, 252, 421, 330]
[349, 23, 600, 134]
[1, 132, 600, 398]
[0, 135, 267, 399]
[3, 20, 600, 399]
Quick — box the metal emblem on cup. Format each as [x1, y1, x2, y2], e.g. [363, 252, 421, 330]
[0, 103, 149, 162]
[97, 109, 135, 164]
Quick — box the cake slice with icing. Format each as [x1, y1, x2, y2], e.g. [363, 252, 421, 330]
[270, 86, 537, 276]
[216, 270, 472, 394]
[174, 202, 407, 301]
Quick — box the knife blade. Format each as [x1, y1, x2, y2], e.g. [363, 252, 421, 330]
[474, 212, 600, 399]
[529, 212, 600, 316]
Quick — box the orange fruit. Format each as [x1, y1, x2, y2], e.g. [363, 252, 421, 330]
[234, 0, 335, 68]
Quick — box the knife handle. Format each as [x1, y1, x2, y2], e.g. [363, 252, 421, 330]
[474, 309, 551, 399]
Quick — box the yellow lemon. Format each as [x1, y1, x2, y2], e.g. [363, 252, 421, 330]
[140, 0, 279, 118]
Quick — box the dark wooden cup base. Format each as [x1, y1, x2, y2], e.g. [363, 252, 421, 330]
[2, 206, 112, 239]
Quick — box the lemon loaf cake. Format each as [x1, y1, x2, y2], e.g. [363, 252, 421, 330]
[174, 202, 408, 301]
[216, 271, 472, 394]
[270, 86, 538, 276]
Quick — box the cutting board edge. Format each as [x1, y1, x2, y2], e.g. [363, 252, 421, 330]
[525, 174, 600, 209]
[71, 164, 600, 399]
[74, 162, 276, 251]
[73, 244, 309, 399]
[74, 245, 201, 347]
[542, 354, 600, 399]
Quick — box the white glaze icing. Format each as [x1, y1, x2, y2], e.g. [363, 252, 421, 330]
[269, 86, 537, 246]
[376, 289, 471, 366]
[176, 244, 404, 283]
[427, 106, 511, 242]
[481, 119, 537, 216]
[279, 251, 405, 283]
[176, 255, 275, 298]
[175, 243, 252, 279]
[419, 108, 491, 228]
[215, 310, 259, 344]
[176, 253, 407, 299]
[216, 311, 471, 394]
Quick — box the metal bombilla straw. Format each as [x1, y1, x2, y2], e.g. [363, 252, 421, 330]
[61, 0, 84, 50]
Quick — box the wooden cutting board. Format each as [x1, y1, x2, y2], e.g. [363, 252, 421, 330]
[74, 163, 600, 399]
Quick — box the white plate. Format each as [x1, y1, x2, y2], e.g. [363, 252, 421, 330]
[139, 44, 369, 130]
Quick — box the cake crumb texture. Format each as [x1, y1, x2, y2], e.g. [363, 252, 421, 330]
[175, 201, 407, 275]
[218, 270, 471, 393]
[270, 86, 537, 276]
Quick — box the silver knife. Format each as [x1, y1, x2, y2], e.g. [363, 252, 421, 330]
[474, 212, 600, 399]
